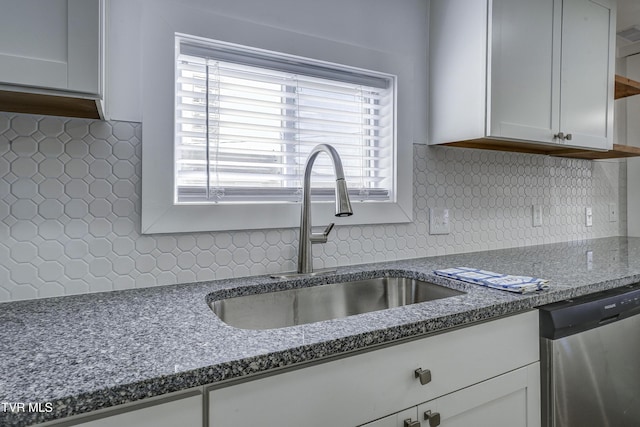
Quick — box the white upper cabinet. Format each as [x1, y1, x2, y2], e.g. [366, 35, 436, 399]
[0, 0, 102, 95]
[429, 0, 615, 152]
[488, 0, 558, 145]
[0, 0, 104, 118]
[559, 0, 614, 149]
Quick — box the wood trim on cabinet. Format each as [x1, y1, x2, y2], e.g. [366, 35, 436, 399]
[558, 144, 640, 159]
[441, 139, 595, 157]
[441, 139, 640, 160]
[0, 90, 101, 119]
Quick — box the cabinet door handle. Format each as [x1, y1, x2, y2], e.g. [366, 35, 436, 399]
[565, 133, 573, 141]
[404, 419, 420, 427]
[424, 410, 441, 427]
[554, 132, 565, 140]
[414, 368, 432, 385]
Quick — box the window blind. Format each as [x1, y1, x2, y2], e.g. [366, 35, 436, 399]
[175, 36, 395, 204]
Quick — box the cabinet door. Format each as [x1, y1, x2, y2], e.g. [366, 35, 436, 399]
[360, 408, 418, 427]
[67, 393, 202, 427]
[559, 0, 614, 150]
[489, 0, 559, 144]
[0, 0, 102, 95]
[417, 363, 540, 427]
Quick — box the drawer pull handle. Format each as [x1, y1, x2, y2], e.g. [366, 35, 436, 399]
[424, 410, 441, 427]
[414, 368, 432, 385]
[404, 419, 420, 427]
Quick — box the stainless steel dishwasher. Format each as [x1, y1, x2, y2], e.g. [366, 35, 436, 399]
[539, 284, 640, 427]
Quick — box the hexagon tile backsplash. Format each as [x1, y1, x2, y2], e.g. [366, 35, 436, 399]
[0, 112, 626, 302]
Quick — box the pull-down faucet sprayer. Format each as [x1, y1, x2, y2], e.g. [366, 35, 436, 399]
[297, 144, 353, 274]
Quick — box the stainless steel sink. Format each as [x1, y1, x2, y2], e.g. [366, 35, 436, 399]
[209, 277, 464, 330]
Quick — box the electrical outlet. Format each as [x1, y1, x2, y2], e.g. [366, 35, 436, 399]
[532, 205, 542, 227]
[429, 208, 450, 235]
[609, 203, 618, 222]
[586, 250, 593, 270]
[585, 207, 593, 227]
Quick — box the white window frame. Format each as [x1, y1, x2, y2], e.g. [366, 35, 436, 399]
[175, 34, 396, 205]
[140, 3, 413, 234]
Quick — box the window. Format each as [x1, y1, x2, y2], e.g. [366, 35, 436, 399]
[140, 12, 413, 234]
[175, 35, 396, 205]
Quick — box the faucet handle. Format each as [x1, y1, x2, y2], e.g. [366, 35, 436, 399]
[310, 223, 335, 244]
[322, 222, 335, 236]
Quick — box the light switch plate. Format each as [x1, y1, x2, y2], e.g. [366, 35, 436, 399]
[585, 207, 593, 227]
[429, 208, 450, 235]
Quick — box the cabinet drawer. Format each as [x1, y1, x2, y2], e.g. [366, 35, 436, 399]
[209, 310, 539, 427]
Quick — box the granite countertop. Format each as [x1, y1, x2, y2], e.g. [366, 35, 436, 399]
[2, 236, 640, 426]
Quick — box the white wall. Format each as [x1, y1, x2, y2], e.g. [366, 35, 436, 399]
[615, 57, 627, 145]
[626, 54, 640, 236]
[626, 54, 640, 147]
[106, 0, 429, 144]
[108, 0, 426, 233]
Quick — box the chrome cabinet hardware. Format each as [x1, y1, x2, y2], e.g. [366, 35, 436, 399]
[404, 419, 420, 427]
[414, 368, 432, 385]
[424, 410, 441, 427]
[554, 132, 573, 141]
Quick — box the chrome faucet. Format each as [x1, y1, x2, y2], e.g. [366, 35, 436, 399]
[297, 144, 353, 274]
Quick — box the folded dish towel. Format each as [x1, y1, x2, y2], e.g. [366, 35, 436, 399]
[433, 267, 549, 294]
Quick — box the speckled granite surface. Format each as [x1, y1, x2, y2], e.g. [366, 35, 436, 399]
[2, 236, 640, 426]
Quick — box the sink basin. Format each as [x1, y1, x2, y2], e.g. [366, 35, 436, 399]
[209, 277, 464, 330]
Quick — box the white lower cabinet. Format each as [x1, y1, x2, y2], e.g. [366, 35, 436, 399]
[208, 311, 540, 427]
[44, 389, 203, 427]
[361, 363, 540, 427]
